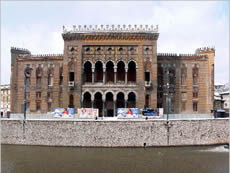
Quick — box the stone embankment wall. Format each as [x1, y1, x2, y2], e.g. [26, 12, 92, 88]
[1, 119, 229, 147]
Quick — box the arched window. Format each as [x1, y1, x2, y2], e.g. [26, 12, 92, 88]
[127, 92, 136, 108]
[106, 61, 114, 83]
[84, 61, 92, 83]
[169, 67, 176, 86]
[24, 66, 31, 88]
[116, 92, 125, 108]
[36, 66, 42, 88]
[83, 92, 91, 108]
[48, 68, 54, 87]
[181, 64, 187, 86]
[193, 64, 199, 85]
[95, 61, 103, 82]
[94, 92, 103, 117]
[105, 92, 114, 117]
[117, 61, 125, 83]
[127, 61, 136, 82]
[157, 64, 164, 90]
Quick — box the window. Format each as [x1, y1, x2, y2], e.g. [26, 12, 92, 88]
[48, 74, 53, 86]
[59, 66, 63, 85]
[145, 72, 150, 82]
[69, 72, 74, 82]
[193, 65, 199, 85]
[182, 101, 186, 111]
[86, 47, 90, 52]
[193, 92, 198, 98]
[36, 92, 41, 99]
[37, 77, 41, 88]
[26, 92, 30, 100]
[182, 92, 187, 100]
[193, 102, 198, 112]
[145, 94, 150, 108]
[181, 64, 187, 85]
[36, 101, 41, 111]
[48, 103, 52, 112]
[6, 96, 8, 102]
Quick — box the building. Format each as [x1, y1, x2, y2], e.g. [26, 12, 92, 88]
[10, 25, 214, 116]
[220, 91, 229, 112]
[1, 84, 11, 117]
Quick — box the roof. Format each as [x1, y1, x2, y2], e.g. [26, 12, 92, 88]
[215, 82, 224, 86]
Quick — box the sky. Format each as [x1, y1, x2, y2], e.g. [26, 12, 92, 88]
[1, 1, 229, 84]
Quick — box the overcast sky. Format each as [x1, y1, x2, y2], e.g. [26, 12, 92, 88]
[1, 1, 229, 84]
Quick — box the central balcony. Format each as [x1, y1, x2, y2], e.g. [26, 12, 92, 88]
[82, 81, 137, 89]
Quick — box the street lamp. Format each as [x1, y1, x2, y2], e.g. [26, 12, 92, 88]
[24, 68, 32, 120]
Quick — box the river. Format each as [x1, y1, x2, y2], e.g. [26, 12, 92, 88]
[1, 144, 229, 173]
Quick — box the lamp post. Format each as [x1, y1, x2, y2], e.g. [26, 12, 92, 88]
[166, 82, 169, 121]
[24, 68, 32, 120]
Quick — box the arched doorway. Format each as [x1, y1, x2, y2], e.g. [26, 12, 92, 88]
[94, 92, 103, 117]
[116, 92, 125, 108]
[105, 92, 114, 117]
[117, 61, 125, 83]
[95, 61, 103, 83]
[83, 92, 91, 108]
[127, 61, 136, 82]
[84, 61, 92, 83]
[106, 61, 114, 83]
[127, 92, 136, 108]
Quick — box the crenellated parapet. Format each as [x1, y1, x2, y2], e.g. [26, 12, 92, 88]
[157, 53, 177, 57]
[11, 47, 31, 55]
[17, 54, 63, 61]
[62, 24, 159, 33]
[157, 52, 208, 61]
[62, 24, 159, 41]
[195, 46, 215, 54]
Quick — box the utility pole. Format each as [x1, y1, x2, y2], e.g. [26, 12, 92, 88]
[24, 68, 32, 120]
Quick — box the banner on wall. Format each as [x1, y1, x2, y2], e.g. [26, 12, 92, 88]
[117, 108, 139, 118]
[53, 108, 75, 118]
[77, 108, 98, 118]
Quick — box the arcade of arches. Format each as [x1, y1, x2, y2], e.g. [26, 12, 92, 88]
[83, 60, 136, 84]
[82, 91, 136, 117]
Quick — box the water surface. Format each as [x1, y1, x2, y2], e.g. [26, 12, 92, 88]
[1, 144, 229, 173]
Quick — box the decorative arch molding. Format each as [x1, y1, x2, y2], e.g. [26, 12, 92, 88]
[93, 90, 104, 100]
[83, 60, 94, 67]
[105, 59, 115, 66]
[115, 90, 126, 100]
[104, 90, 115, 100]
[94, 59, 105, 67]
[127, 59, 138, 69]
[116, 60, 127, 67]
[127, 91, 138, 99]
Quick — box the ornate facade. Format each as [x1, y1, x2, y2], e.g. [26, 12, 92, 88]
[10, 25, 214, 115]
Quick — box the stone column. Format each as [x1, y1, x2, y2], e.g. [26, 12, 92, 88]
[92, 68, 95, 84]
[91, 95, 94, 108]
[81, 95, 83, 108]
[125, 67, 128, 85]
[113, 98, 116, 117]
[114, 66, 117, 84]
[102, 96, 105, 118]
[103, 68, 106, 84]
[125, 94, 128, 108]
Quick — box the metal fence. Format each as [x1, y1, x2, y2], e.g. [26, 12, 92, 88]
[1, 113, 216, 120]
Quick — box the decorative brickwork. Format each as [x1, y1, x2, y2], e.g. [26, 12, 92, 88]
[10, 25, 214, 115]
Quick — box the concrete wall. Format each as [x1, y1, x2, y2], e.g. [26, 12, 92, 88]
[1, 119, 229, 147]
